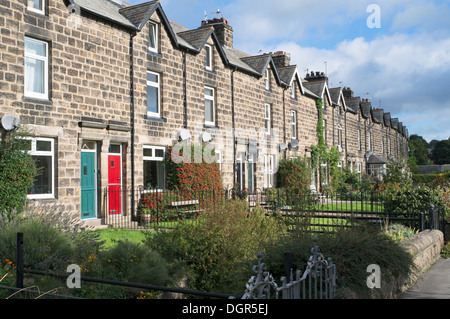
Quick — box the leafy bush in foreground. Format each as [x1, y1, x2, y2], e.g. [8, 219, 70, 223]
[145, 199, 286, 294]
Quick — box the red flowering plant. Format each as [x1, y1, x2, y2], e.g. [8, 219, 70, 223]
[165, 143, 224, 212]
[138, 143, 224, 225]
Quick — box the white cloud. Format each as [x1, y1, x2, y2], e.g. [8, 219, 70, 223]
[268, 31, 450, 142]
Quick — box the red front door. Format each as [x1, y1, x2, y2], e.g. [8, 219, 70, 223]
[108, 155, 122, 215]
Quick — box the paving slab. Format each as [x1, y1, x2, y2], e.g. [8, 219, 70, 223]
[401, 258, 450, 299]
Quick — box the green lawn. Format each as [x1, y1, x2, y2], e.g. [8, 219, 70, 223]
[94, 228, 148, 249]
[315, 202, 385, 212]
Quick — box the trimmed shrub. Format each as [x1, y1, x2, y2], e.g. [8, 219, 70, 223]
[0, 130, 38, 218]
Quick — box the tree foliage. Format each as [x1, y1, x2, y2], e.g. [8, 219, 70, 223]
[432, 139, 450, 165]
[0, 130, 38, 218]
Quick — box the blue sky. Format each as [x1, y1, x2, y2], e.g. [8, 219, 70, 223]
[127, 0, 450, 143]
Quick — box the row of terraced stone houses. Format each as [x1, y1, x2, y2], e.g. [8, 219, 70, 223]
[0, 0, 409, 221]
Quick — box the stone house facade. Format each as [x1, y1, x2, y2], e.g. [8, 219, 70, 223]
[0, 0, 409, 222]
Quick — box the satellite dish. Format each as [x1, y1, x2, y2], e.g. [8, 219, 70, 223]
[290, 139, 299, 150]
[202, 132, 212, 143]
[179, 129, 191, 141]
[279, 143, 287, 151]
[1, 114, 21, 131]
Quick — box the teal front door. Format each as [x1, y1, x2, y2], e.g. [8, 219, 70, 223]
[81, 152, 96, 219]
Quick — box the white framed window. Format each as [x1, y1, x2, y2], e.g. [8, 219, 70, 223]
[24, 37, 49, 100]
[337, 124, 342, 148]
[264, 154, 274, 188]
[358, 129, 361, 151]
[265, 104, 271, 135]
[146, 71, 160, 117]
[367, 131, 371, 151]
[236, 152, 245, 191]
[264, 69, 270, 90]
[143, 146, 165, 190]
[27, 0, 45, 14]
[356, 162, 362, 174]
[322, 119, 327, 144]
[205, 44, 213, 71]
[290, 80, 296, 99]
[388, 137, 391, 155]
[204, 86, 215, 126]
[148, 22, 159, 53]
[291, 110, 297, 139]
[25, 137, 55, 199]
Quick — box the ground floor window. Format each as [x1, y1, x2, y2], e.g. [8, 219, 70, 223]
[143, 146, 165, 189]
[368, 164, 386, 180]
[264, 154, 274, 188]
[236, 152, 245, 191]
[25, 137, 55, 199]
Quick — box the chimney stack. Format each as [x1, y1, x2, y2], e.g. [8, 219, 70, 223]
[342, 87, 354, 98]
[272, 51, 291, 68]
[305, 71, 328, 83]
[201, 17, 234, 48]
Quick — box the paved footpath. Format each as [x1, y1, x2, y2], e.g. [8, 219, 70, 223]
[401, 258, 450, 299]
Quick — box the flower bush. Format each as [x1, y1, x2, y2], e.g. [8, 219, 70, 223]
[138, 143, 224, 224]
[166, 144, 223, 192]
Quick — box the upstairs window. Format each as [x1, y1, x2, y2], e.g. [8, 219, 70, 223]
[204, 87, 215, 126]
[27, 0, 45, 14]
[291, 80, 296, 99]
[146, 71, 160, 117]
[264, 69, 270, 90]
[291, 110, 297, 139]
[148, 22, 159, 53]
[25, 37, 49, 100]
[337, 124, 342, 148]
[265, 104, 271, 135]
[205, 44, 213, 71]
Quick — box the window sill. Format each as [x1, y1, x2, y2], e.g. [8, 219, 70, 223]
[27, 194, 55, 200]
[203, 124, 219, 130]
[145, 115, 167, 123]
[147, 50, 162, 57]
[23, 96, 52, 105]
[26, 8, 47, 17]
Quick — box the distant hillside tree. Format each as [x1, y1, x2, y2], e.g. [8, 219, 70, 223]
[432, 139, 450, 165]
[408, 134, 429, 165]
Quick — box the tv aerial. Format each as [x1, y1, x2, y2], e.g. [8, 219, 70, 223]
[1, 114, 21, 131]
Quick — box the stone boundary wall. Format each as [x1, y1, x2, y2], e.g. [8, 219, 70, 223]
[382, 229, 445, 298]
[400, 230, 444, 286]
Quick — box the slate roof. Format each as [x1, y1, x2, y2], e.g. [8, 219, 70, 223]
[391, 118, 399, 130]
[371, 108, 384, 124]
[277, 65, 297, 86]
[72, 0, 136, 29]
[344, 96, 361, 114]
[383, 112, 391, 127]
[367, 154, 388, 164]
[302, 81, 325, 97]
[328, 88, 341, 106]
[177, 27, 214, 51]
[360, 100, 372, 119]
[240, 54, 272, 75]
[119, 1, 159, 29]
